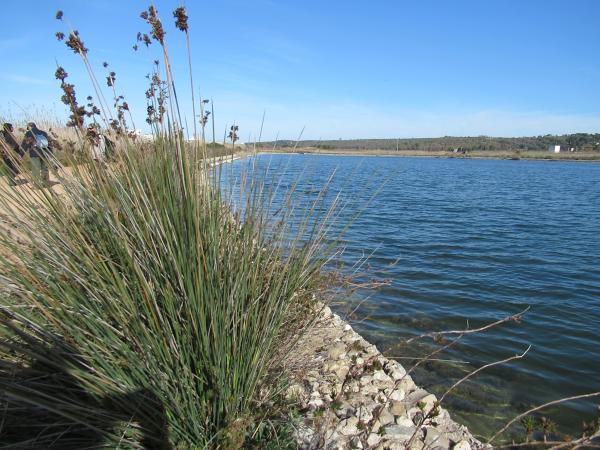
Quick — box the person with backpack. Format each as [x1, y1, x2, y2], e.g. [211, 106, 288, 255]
[0, 123, 24, 186]
[21, 122, 54, 187]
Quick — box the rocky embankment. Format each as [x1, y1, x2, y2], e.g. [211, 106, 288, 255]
[287, 306, 487, 450]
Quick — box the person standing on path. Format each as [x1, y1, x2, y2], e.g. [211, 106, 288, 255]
[21, 122, 54, 188]
[0, 123, 24, 186]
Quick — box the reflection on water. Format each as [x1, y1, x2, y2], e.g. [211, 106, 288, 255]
[227, 154, 600, 439]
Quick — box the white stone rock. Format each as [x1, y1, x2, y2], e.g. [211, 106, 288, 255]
[367, 433, 382, 447]
[408, 441, 425, 450]
[328, 342, 347, 360]
[424, 427, 445, 448]
[405, 388, 428, 404]
[334, 365, 350, 380]
[350, 381, 361, 393]
[375, 392, 387, 404]
[365, 344, 378, 355]
[398, 375, 416, 392]
[378, 408, 395, 426]
[359, 375, 373, 386]
[390, 400, 407, 417]
[373, 370, 392, 383]
[389, 389, 405, 401]
[343, 323, 352, 331]
[356, 404, 374, 423]
[294, 424, 314, 444]
[355, 356, 365, 365]
[335, 401, 355, 419]
[381, 442, 404, 450]
[453, 440, 471, 450]
[383, 424, 416, 440]
[361, 383, 379, 396]
[339, 416, 359, 436]
[396, 416, 414, 428]
[350, 436, 364, 449]
[420, 393, 438, 415]
[321, 305, 332, 317]
[308, 397, 324, 410]
[371, 419, 381, 433]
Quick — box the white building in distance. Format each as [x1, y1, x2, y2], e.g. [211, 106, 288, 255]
[548, 145, 561, 153]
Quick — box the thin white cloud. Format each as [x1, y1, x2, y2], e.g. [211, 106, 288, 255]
[2, 74, 52, 86]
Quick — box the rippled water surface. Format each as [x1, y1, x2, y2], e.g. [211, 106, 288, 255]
[228, 154, 600, 438]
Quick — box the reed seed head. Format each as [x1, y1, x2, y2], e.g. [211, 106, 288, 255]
[66, 31, 88, 55]
[141, 6, 165, 45]
[56, 32, 65, 41]
[55, 66, 68, 81]
[106, 71, 116, 87]
[173, 6, 189, 32]
[56, 10, 63, 20]
[228, 125, 239, 143]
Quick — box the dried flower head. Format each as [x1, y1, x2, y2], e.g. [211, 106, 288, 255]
[141, 6, 165, 44]
[55, 66, 68, 81]
[65, 30, 88, 55]
[228, 125, 239, 143]
[106, 71, 116, 87]
[173, 6, 189, 32]
[56, 10, 63, 20]
[87, 95, 93, 101]
[56, 32, 65, 41]
[143, 33, 152, 47]
[85, 123, 100, 145]
[103, 62, 109, 68]
[202, 99, 210, 104]
[200, 110, 211, 126]
[133, 44, 138, 51]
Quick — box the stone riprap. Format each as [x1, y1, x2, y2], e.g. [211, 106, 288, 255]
[288, 306, 488, 450]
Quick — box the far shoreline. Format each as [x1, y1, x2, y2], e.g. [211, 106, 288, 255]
[248, 147, 600, 163]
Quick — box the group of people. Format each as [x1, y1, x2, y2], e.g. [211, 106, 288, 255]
[0, 122, 55, 187]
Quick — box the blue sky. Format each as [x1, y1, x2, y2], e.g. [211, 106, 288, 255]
[1, 0, 599, 140]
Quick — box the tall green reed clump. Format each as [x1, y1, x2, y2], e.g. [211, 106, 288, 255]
[1, 6, 340, 447]
[0, 125, 335, 448]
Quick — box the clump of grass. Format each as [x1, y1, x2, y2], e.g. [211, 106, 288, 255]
[0, 131, 336, 448]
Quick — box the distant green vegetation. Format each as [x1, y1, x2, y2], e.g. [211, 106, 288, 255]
[257, 133, 600, 152]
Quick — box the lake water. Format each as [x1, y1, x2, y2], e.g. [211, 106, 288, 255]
[227, 154, 600, 439]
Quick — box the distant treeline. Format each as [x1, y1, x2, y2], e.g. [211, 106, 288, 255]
[254, 133, 600, 152]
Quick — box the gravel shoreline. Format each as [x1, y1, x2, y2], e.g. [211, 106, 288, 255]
[287, 305, 489, 450]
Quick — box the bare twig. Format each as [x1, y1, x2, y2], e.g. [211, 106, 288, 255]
[385, 305, 530, 353]
[439, 345, 531, 405]
[489, 391, 600, 444]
